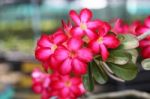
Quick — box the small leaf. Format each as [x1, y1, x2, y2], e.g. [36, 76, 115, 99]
[118, 34, 139, 49]
[107, 61, 138, 80]
[108, 50, 130, 65]
[82, 63, 94, 91]
[125, 49, 138, 63]
[91, 61, 108, 84]
[141, 58, 150, 70]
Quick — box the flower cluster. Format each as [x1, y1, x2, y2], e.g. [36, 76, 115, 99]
[33, 8, 120, 99]
[112, 16, 150, 59]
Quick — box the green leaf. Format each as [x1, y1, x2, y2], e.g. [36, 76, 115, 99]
[125, 49, 138, 63]
[82, 63, 94, 91]
[108, 50, 130, 65]
[91, 61, 108, 84]
[107, 62, 138, 80]
[118, 34, 139, 49]
[141, 58, 150, 70]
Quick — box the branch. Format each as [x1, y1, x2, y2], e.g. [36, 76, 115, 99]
[86, 90, 150, 99]
[137, 30, 150, 40]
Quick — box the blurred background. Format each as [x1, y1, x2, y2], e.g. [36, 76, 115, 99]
[0, 0, 150, 99]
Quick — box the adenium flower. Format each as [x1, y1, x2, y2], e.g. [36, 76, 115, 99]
[51, 75, 85, 99]
[112, 18, 129, 34]
[35, 30, 67, 70]
[55, 37, 93, 75]
[69, 8, 101, 39]
[31, 68, 52, 99]
[89, 22, 120, 61]
[136, 16, 150, 59]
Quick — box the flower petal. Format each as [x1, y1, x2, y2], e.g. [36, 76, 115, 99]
[88, 40, 100, 54]
[87, 20, 102, 29]
[140, 39, 150, 48]
[71, 27, 84, 37]
[103, 35, 120, 48]
[99, 44, 109, 61]
[55, 48, 69, 61]
[69, 10, 81, 25]
[77, 48, 93, 62]
[60, 88, 70, 97]
[67, 38, 83, 51]
[72, 58, 87, 75]
[71, 77, 81, 85]
[141, 46, 150, 59]
[35, 48, 53, 61]
[32, 83, 42, 94]
[37, 35, 53, 48]
[52, 30, 67, 44]
[136, 25, 149, 34]
[60, 58, 72, 75]
[144, 16, 150, 28]
[80, 8, 92, 22]
[85, 29, 97, 40]
[98, 22, 111, 36]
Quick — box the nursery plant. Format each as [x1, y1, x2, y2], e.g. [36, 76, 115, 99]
[32, 8, 150, 99]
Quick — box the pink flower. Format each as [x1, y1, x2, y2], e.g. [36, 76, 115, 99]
[55, 37, 93, 75]
[89, 22, 120, 61]
[35, 30, 67, 70]
[31, 68, 52, 99]
[69, 8, 102, 39]
[112, 18, 129, 34]
[51, 75, 85, 98]
[62, 20, 72, 38]
[136, 16, 150, 59]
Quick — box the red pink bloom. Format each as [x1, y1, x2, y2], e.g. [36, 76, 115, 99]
[55, 37, 93, 75]
[69, 8, 102, 39]
[89, 22, 120, 61]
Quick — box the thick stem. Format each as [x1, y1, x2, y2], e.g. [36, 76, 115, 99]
[137, 30, 150, 40]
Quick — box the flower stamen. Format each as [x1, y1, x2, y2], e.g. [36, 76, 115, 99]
[80, 23, 87, 30]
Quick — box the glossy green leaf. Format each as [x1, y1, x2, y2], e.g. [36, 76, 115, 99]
[141, 58, 150, 70]
[125, 49, 138, 63]
[118, 34, 139, 49]
[91, 61, 108, 84]
[107, 62, 138, 80]
[82, 63, 94, 91]
[108, 50, 130, 65]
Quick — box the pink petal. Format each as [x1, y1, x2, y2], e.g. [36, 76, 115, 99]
[52, 30, 67, 44]
[37, 35, 53, 48]
[72, 58, 87, 75]
[136, 25, 149, 34]
[80, 8, 92, 23]
[35, 48, 53, 61]
[67, 38, 83, 51]
[99, 22, 111, 36]
[70, 86, 80, 96]
[77, 48, 93, 62]
[88, 40, 100, 54]
[60, 58, 72, 75]
[99, 44, 109, 61]
[141, 46, 150, 59]
[144, 16, 150, 28]
[32, 83, 42, 94]
[69, 10, 81, 25]
[140, 40, 150, 48]
[49, 55, 59, 70]
[85, 29, 97, 40]
[87, 20, 102, 29]
[55, 48, 69, 61]
[71, 77, 81, 85]
[71, 27, 84, 37]
[103, 35, 120, 48]
[51, 81, 64, 90]
[60, 88, 70, 97]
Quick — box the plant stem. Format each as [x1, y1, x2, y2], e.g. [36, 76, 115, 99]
[137, 30, 150, 40]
